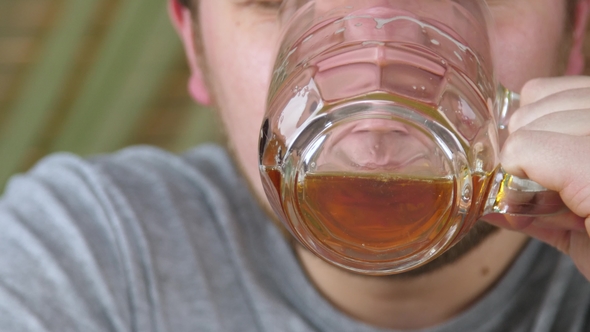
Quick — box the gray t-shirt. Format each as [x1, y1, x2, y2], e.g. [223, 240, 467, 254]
[0, 145, 589, 332]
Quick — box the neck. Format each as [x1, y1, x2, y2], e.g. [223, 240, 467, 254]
[296, 229, 528, 330]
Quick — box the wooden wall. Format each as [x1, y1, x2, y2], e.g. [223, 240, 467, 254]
[1, 0, 589, 189]
[0, 0, 221, 188]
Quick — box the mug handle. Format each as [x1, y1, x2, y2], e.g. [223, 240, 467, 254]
[485, 88, 568, 216]
[485, 170, 568, 215]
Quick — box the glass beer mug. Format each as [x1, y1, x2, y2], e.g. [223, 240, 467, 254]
[258, 0, 567, 275]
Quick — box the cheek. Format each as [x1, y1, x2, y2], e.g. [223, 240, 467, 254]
[208, 34, 273, 136]
[200, 4, 280, 195]
[491, 3, 567, 91]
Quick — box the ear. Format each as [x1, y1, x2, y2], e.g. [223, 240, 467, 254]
[168, 0, 211, 105]
[565, 0, 590, 75]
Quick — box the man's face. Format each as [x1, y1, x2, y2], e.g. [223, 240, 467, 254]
[197, 0, 569, 199]
[190, 0, 573, 271]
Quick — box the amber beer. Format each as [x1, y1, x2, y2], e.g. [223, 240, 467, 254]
[298, 172, 455, 251]
[263, 167, 492, 256]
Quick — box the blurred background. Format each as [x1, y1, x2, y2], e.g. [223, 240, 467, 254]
[2, 0, 590, 191]
[0, 0, 222, 190]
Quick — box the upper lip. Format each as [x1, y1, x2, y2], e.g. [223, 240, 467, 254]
[351, 119, 410, 134]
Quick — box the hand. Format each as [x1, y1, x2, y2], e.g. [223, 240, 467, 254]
[485, 76, 590, 280]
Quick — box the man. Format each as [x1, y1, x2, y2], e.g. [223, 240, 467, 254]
[1, 0, 590, 331]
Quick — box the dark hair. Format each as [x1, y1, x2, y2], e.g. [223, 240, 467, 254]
[178, 0, 578, 22]
[567, 0, 578, 32]
[178, 0, 193, 8]
[179, 0, 578, 53]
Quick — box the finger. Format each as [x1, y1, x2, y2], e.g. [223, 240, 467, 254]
[482, 214, 533, 230]
[509, 88, 590, 132]
[483, 215, 578, 253]
[518, 109, 590, 136]
[519, 76, 590, 106]
[483, 212, 585, 232]
[529, 213, 586, 232]
[506, 220, 590, 280]
[501, 130, 590, 217]
[513, 224, 578, 253]
[568, 227, 590, 279]
[484, 214, 590, 280]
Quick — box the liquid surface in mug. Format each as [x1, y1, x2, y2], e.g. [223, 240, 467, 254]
[298, 172, 455, 251]
[261, 167, 492, 256]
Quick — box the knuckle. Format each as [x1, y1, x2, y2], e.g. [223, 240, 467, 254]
[500, 130, 533, 177]
[563, 182, 590, 217]
[520, 78, 545, 105]
[501, 130, 527, 158]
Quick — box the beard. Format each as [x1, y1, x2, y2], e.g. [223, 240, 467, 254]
[385, 220, 500, 278]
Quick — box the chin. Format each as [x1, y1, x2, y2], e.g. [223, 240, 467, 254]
[383, 221, 501, 279]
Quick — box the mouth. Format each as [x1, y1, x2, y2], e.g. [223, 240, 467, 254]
[314, 117, 441, 173]
[351, 118, 410, 134]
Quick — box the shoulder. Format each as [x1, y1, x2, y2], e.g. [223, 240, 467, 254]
[84, 144, 248, 222]
[0, 144, 254, 331]
[3, 144, 240, 224]
[91, 144, 242, 201]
